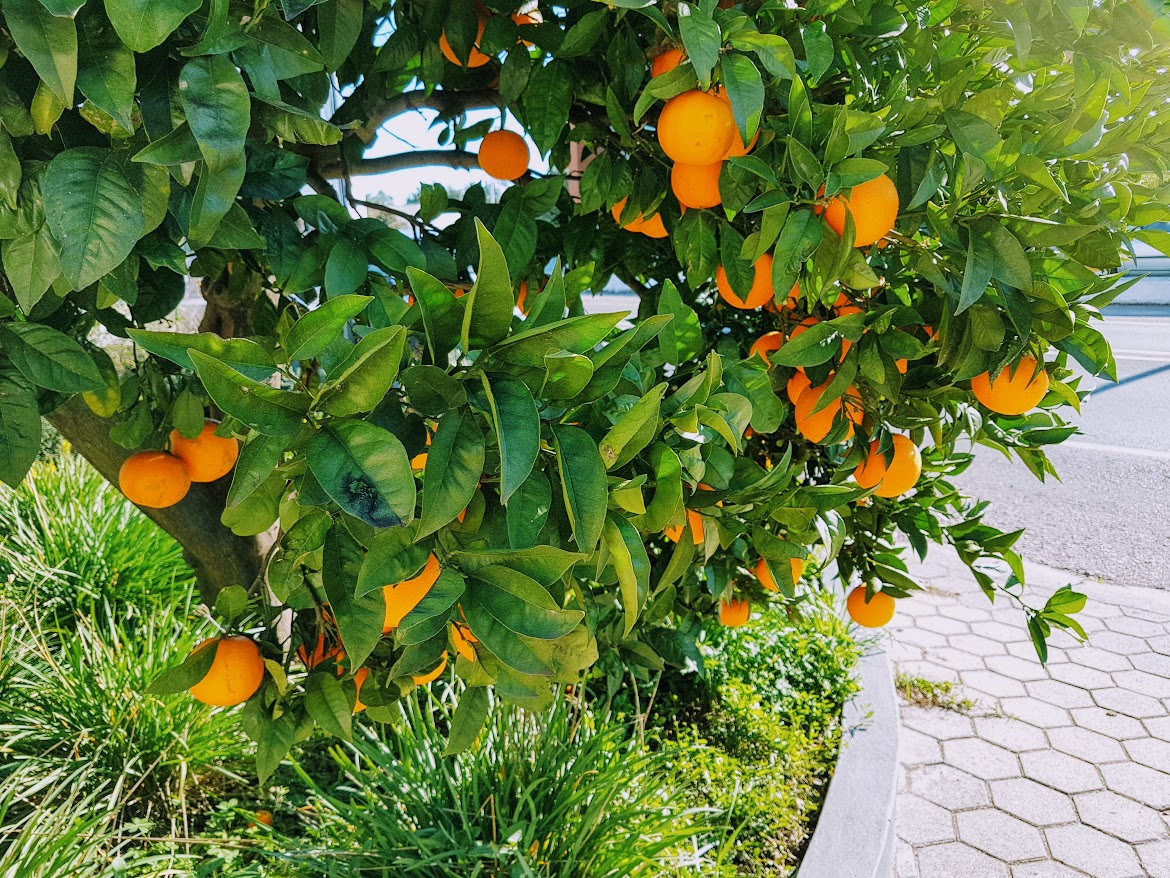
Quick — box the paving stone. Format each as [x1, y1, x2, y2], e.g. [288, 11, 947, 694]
[1073, 790, 1168, 844]
[888, 641, 927, 664]
[944, 738, 1022, 780]
[975, 716, 1048, 752]
[1092, 631, 1152, 656]
[916, 841, 1011, 878]
[1126, 607, 1170, 623]
[1131, 652, 1170, 677]
[1106, 615, 1167, 637]
[919, 614, 974, 636]
[986, 654, 1050, 682]
[989, 778, 1077, 826]
[903, 706, 976, 740]
[1071, 706, 1148, 739]
[1068, 646, 1132, 673]
[963, 670, 1028, 699]
[1148, 635, 1170, 655]
[1001, 697, 1073, 729]
[1047, 725, 1128, 763]
[958, 808, 1048, 862]
[1100, 762, 1170, 809]
[1046, 824, 1146, 877]
[901, 627, 951, 650]
[1137, 839, 1170, 878]
[1026, 679, 1096, 709]
[972, 620, 1024, 642]
[909, 763, 993, 811]
[952, 633, 1010, 657]
[899, 659, 962, 685]
[900, 727, 944, 766]
[1010, 864, 1093, 878]
[1048, 662, 1115, 690]
[928, 646, 988, 673]
[1123, 736, 1170, 773]
[895, 838, 919, 877]
[1009, 640, 1068, 663]
[1143, 715, 1170, 740]
[1020, 750, 1103, 794]
[898, 793, 957, 845]
[1093, 687, 1167, 719]
[1113, 670, 1170, 699]
[941, 604, 994, 623]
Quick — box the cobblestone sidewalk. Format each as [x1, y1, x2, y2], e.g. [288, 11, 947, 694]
[891, 550, 1170, 878]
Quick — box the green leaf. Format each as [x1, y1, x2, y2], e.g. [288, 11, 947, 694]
[317, 325, 406, 416]
[43, 148, 144, 290]
[483, 376, 540, 505]
[146, 638, 219, 695]
[632, 443, 684, 534]
[443, 687, 490, 755]
[316, 0, 363, 70]
[186, 157, 246, 249]
[603, 514, 649, 635]
[801, 20, 833, 84]
[506, 469, 552, 549]
[3, 229, 61, 314]
[449, 546, 584, 587]
[462, 219, 513, 350]
[673, 209, 717, 289]
[418, 410, 485, 537]
[492, 313, 626, 366]
[179, 56, 250, 173]
[401, 365, 466, 416]
[462, 589, 553, 677]
[325, 236, 369, 295]
[551, 424, 606, 554]
[255, 714, 296, 784]
[0, 133, 19, 212]
[720, 53, 764, 144]
[132, 123, 203, 166]
[5, 0, 76, 106]
[958, 230, 994, 314]
[406, 266, 462, 363]
[225, 433, 286, 508]
[189, 350, 309, 435]
[771, 321, 841, 367]
[322, 524, 384, 670]
[599, 383, 665, 470]
[76, 7, 136, 130]
[825, 158, 887, 194]
[213, 585, 250, 625]
[656, 281, 701, 365]
[677, 1, 720, 85]
[305, 672, 353, 740]
[0, 374, 41, 487]
[105, 0, 201, 51]
[0, 323, 102, 392]
[284, 295, 372, 362]
[469, 565, 583, 640]
[356, 526, 429, 598]
[398, 568, 466, 645]
[307, 419, 415, 528]
[128, 330, 278, 380]
[521, 60, 571, 154]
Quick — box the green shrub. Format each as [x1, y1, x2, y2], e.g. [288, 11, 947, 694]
[294, 695, 735, 878]
[0, 451, 194, 616]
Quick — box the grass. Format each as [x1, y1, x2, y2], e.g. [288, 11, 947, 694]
[895, 671, 977, 713]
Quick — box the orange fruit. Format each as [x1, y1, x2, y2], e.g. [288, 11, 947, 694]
[713, 88, 760, 157]
[794, 381, 862, 444]
[440, 15, 491, 67]
[478, 130, 529, 181]
[169, 420, 238, 483]
[118, 450, 191, 509]
[657, 90, 736, 165]
[383, 554, 442, 632]
[971, 357, 1049, 415]
[297, 632, 341, 669]
[671, 161, 722, 209]
[755, 556, 804, 591]
[412, 651, 449, 685]
[254, 809, 273, 827]
[854, 435, 922, 498]
[651, 46, 684, 77]
[188, 636, 265, 707]
[895, 358, 908, 374]
[637, 212, 668, 238]
[517, 280, 529, 315]
[411, 451, 428, 471]
[452, 624, 478, 662]
[719, 597, 750, 627]
[664, 508, 704, 545]
[787, 369, 811, 405]
[846, 585, 896, 628]
[350, 666, 369, 713]
[716, 254, 774, 309]
[820, 173, 899, 248]
[782, 282, 801, 310]
[611, 197, 668, 238]
[749, 331, 784, 366]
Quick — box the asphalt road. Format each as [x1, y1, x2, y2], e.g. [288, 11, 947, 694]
[582, 285, 1170, 592]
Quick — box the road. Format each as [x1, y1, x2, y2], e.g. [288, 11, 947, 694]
[582, 286, 1170, 592]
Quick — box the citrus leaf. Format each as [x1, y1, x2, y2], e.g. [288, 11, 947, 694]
[189, 350, 309, 435]
[551, 423, 606, 553]
[128, 330, 278, 380]
[0, 323, 102, 392]
[462, 219, 514, 350]
[0, 374, 41, 487]
[418, 409, 485, 537]
[284, 294, 372, 362]
[482, 376, 539, 505]
[307, 419, 415, 528]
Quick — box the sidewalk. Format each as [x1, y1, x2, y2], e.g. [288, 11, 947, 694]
[891, 549, 1170, 878]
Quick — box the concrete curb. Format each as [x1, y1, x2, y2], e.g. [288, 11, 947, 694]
[797, 646, 900, 878]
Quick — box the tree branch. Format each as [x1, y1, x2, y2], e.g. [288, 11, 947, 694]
[47, 396, 272, 606]
[317, 150, 480, 179]
[339, 88, 499, 143]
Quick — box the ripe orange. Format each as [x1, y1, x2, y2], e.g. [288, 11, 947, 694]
[517, 280, 529, 315]
[716, 254, 774, 309]
[755, 556, 804, 591]
[611, 198, 668, 238]
[478, 130, 529, 181]
[782, 282, 801, 310]
[671, 161, 723, 209]
[895, 358, 908, 374]
[657, 90, 736, 165]
[169, 420, 238, 483]
[794, 381, 862, 444]
[254, 809, 273, 827]
[383, 553, 442, 632]
[440, 15, 491, 67]
[651, 46, 684, 77]
[188, 636, 265, 707]
[971, 357, 1049, 415]
[350, 666, 369, 712]
[719, 597, 750, 627]
[713, 88, 760, 157]
[819, 173, 899, 248]
[452, 623, 478, 662]
[118, 450, 191, 509]
[787, 368, 811, 405]
[412, 651, 449, 685]
[411, 451, 428, 471]
[854, 435, 922, 498]
[846, 585, 896, 628]
[749, 331, 784, 366]
[664, 508, 704, 545]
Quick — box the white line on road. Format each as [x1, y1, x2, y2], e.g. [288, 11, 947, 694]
[1060, 440, 1170, 461]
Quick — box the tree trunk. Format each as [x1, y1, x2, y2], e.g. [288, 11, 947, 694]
[47, 396, 270, 606]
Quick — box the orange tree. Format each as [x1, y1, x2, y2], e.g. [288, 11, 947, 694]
[0, 0, 1168, 768]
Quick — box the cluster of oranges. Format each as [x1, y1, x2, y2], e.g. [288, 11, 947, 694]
[117, 419, 238, 509]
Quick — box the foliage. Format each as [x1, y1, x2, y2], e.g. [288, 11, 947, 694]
[292, 694, 735, 877]
[0, 0, 1166, 766]
[895, 670, 976, 713]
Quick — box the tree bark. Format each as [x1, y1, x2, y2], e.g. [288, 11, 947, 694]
[46, 396, 270, 606]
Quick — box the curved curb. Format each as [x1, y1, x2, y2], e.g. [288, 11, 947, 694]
[797, 646, 900, 878]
